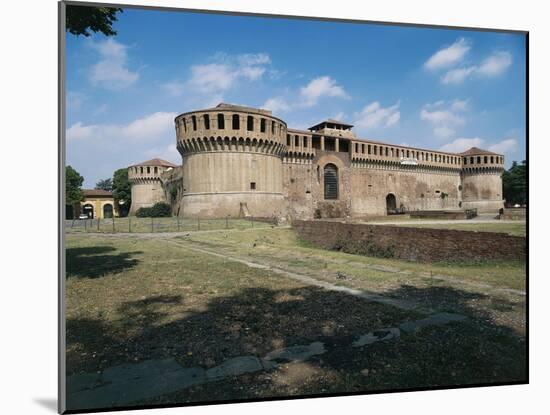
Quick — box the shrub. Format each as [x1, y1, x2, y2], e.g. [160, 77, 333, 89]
[135, 207, 153, 217]
[151, 202, 172, 217]
[135, 202, 172, 218]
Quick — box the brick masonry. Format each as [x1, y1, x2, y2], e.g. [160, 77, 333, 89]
[292, 220, 526, 262]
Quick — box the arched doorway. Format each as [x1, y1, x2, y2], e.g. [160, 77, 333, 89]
[324, 163, 338, 200]
[82, 203, 94, 219]
[103, 204, 113, 219]
[386, 193, 397, 214]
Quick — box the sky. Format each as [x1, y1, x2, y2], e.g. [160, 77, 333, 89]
[65, 7, 527, 188]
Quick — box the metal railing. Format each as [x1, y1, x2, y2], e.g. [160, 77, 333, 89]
[65, 216, 276, 234]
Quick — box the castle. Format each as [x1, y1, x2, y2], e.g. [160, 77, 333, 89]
[128, 103, 504, 219]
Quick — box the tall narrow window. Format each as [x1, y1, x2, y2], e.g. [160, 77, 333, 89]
[147, 167, 150, 174]
[182, 118, 187, 132]
[272, 121, 276, 134]
[247, 115, 254, 131]
[324, 164, 338, 200]
[260, 118, 266, 132]
[484, 156, 488, 163]
[295, 135, 299, 147]
[217, 113, 225, 129]
[154, 166, 158, 174]
[192, 115, 197, 131]
[232, 114, 240, 130]
[287, 135, 291, 146]
[477, 156, 481, 164]
[204, 114, 210, 129]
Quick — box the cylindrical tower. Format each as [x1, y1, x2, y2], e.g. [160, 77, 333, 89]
[128, 158, 177, 214]
[175, 103, 288, 218]
[460, 148, 505, 212]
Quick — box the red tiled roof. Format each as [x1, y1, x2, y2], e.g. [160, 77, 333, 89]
[459, 147, 501, 156]
[129, 158, 178, 168]
[83, 189, 113, 197]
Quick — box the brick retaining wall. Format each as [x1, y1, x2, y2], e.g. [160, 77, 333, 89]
[292, 220, 526, 262]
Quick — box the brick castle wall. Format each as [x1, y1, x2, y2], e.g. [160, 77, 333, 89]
[292, 220, 525, 262]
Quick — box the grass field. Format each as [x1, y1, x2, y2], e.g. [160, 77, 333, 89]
[65, 226, 526, 408]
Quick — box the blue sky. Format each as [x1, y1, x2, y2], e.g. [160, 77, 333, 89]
[66, 8, 526, 188]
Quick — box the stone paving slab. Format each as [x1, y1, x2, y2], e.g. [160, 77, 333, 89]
[264, 342, 326, 362]
[352, 328, 401, 347]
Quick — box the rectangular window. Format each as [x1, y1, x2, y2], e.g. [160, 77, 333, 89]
[250, 182, 256, 190]
[260, 118, 266, 132]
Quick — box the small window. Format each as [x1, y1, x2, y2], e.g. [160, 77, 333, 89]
[147, 167, 150, 174]
[287, 135, 291, 146]
[182, 118, 187, 132]
[295, 135, 299, 147]
[484, 156, 488, 163]
[272, 121, 276, 134]
[250, 182, 256, 190]
[247, 115, 254, 131]
[491, 156, 494, 163]
[204, 114, 210, 130]
[324, 164, 338, 200]
[232, 114, 240, 130]
[477, 156, 481, 164]
[192, 115, 197, 131]
[140, 167, 143, 174]
[470, 157, 474, 164]
[218, 113, 225, 129]
[260, 118, 266, 132]
[154, 166, 158, 174]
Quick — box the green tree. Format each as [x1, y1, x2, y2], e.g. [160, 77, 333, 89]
[112, 168, 131, 217]
[95, 178, 113, 191]
[66, 165, 84, 216]
[66, 5, 123, 37]
[502, 160, 527, 205]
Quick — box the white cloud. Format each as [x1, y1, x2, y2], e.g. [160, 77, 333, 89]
[441, 66, 477, 84]
[186, 52, 272, 95]
[439, 137, 484, 153]
[331, 111, 346, 121]
[354, 101, 400, 130]
[424, 38, 470, 70]
[299, 76, 349, 107]
[488, 138, 517, 154]
[439, 137, 518, 156]
[433, 126, 455, 139]
[67, 121, 97, 140]
[67, 112, 176, 142]
[450, 98, 469, 112]
[144, 143, 180, 164]
[440, 51, 513, 84]
[420, 108, 464, 126]
[89, 39, 139, 89]
[477, 51, 513, 76]
[263, 97, 291, 113]
[161, 81, 186, 97]
[420, 99, 468, 138]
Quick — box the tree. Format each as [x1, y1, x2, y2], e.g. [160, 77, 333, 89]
[502, 160, 527, 205]
[66, 165, 84, 206]
[66, 5, 123, 37]
[95, 178, 113, 191]
[112, 168, 131, 217]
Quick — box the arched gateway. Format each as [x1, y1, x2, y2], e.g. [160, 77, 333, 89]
[386, 193, 397, 214]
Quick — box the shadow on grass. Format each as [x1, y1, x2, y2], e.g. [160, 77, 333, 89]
[66, 284, 526, 410]
[66, 246, 142, 279]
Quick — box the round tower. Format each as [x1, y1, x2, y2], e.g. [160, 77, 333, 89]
[175, 103, 288, 218]
[128, 158, 177, 215]
[460, 147, 505, 212]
